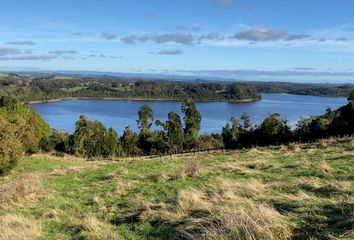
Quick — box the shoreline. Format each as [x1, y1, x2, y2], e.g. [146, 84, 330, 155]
[28, 96, 261, 104]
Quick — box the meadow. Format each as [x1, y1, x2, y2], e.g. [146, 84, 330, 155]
[0, 137, 353, 240]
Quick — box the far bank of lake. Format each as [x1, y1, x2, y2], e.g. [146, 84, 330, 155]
[31, 93, 347, 134]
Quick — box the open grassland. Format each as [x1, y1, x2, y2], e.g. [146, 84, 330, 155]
[0, 137, 353, 240]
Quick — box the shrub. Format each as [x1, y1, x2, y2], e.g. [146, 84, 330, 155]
[0, 116, 23, 175]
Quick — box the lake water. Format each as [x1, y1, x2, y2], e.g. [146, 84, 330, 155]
[31, 94, 347, 134]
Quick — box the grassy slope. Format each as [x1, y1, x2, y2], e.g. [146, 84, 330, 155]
[0, 138, 353, 240]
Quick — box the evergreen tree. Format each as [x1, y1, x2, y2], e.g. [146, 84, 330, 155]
[165, 112, 184, 153]
[256, 113, 291, 145]
[71, 115, 107, 158]
[102, 127, 121, 158]
[348, 90, 354, 103]
[137, 105, 154, 154]
[241, 112, 253, 131]
[222, 117, 240, 149]
[182, 100, 201, 150]
[137, 104, 154, 134]
[121, 126, 139, 156]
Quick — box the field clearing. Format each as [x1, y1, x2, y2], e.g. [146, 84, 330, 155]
[0, 137, 353, 239]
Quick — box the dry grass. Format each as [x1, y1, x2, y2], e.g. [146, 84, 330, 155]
[287, 143, 302, 152]
[99, 167, 129, 181]
[0, 173, 41, 209]
[50, 165, 91, 176]
[153, 173, 170, 182]
[172, 159, 203, 180]
[316, 161, 333, 176]
[218, 179, 266, 199]
[114, 167, 128, 175]
[71, 214, 121, 240]
[156, 180, 292, 240]
[177, 188, 213, 214]
[0, 214, 42, 240]
[243, 160, 273, 171]
[190, 202, 292, 240]
[42, 208, 62, 221]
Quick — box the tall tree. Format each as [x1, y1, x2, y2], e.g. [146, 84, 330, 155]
[182, 100, 201, 150]
[241, 112, 253, 131]
[137, 104, 154, 154]
[137, 104, 154, 134]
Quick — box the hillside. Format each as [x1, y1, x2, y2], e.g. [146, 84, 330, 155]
[0, 137, 353, 240]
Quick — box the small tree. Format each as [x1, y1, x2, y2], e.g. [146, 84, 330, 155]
[71, 115, 106, 158]
[256, 113, 291, 145]
[222, 117, 240, 149]
[102, 127, 121, 158]
[121, 126, 139, 157]
[165, 112, 184, 154]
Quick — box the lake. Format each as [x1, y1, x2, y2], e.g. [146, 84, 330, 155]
[31, 94, 347, 134]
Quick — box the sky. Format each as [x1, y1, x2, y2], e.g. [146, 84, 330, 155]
[0, 0, 354, 83]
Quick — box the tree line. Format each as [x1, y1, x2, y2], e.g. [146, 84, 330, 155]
[1, 91, 354, 175]
[0, 74, 261, 102]
[40, 100, 205, 158]
[37, 90, 354, 158]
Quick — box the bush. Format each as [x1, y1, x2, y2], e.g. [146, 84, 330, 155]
[40, 131, 69, 153]
[0, 116, 23, 175]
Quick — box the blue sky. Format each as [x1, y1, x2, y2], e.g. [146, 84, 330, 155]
[1, 0, 354, 82]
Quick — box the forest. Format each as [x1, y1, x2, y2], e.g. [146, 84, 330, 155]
[0, 73, 260, 102]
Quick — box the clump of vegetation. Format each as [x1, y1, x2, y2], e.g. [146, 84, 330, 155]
[0, 95, 50, 175]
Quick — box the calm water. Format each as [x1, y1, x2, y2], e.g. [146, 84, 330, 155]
[31, 94, 347, 134]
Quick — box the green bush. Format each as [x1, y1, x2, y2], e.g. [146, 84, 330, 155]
[0, 116, 23, 175]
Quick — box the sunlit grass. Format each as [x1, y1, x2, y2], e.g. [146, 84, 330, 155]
[0, 137, 353, 239]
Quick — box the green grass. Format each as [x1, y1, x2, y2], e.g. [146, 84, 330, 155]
[1, 138, 353, 239]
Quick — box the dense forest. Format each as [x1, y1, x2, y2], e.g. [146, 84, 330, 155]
[0, 73, 260, 102]
[1, 90, 354, 175]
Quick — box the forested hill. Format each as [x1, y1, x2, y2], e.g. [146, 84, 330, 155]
[255, 81, 354, 97]
[1, 72, 354, 103]
[0, 73, 260, 102]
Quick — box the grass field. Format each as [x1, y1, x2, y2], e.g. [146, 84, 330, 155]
[0, 137, 353, 240]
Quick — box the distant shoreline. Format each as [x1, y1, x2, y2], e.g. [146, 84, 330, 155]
[28, 96, 261, 104]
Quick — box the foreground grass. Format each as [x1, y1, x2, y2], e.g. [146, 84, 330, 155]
[0, 138, 353, 240]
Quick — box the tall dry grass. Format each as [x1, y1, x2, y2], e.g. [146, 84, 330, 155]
[157, 180, 293, 240]
[0, 173, 41, 209]
[0, 214, 42, 240]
